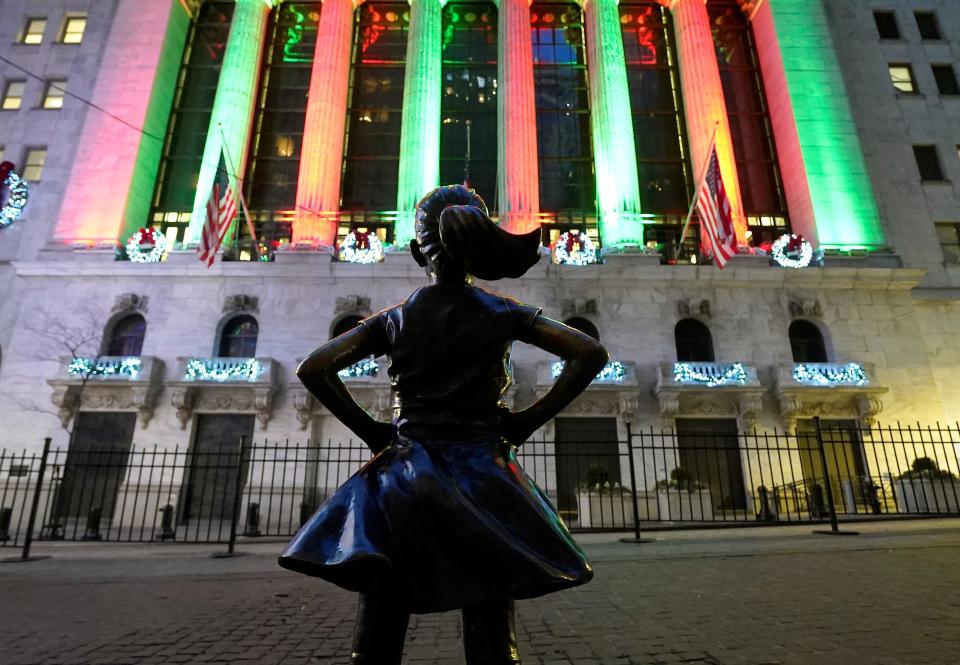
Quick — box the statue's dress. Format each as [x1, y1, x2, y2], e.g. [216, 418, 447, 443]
[279, 284, 592, 614]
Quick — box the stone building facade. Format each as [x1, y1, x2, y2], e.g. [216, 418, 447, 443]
[0, 0, 959, 523]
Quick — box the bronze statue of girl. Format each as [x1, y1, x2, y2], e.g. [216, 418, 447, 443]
[280, 185, 608, 664]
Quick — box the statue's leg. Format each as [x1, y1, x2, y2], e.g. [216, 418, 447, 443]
[351, 592, 410, 665]
[462, 598, 521, 665]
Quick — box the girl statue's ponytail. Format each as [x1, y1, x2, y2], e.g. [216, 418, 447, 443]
[414, 185, 541, 281]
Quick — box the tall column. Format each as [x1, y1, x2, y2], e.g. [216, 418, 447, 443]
[750, 0, 884, 249]
[584, 0, 643, 247]
[188, 0, 275, 244]
[395, 0, 443, 247]
[54, 0, 189, 244]
[497, 0, 540, 234]
[294, 0, 359, 248]
[660, 0, 747, 245]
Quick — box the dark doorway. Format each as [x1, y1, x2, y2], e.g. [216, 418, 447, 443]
[554, 417, 621, 520]
[57, 412, 137, 520]
[676, 418, 745, 511]
[797, 419, 867, 513]
[789, 320, 828, 363]
[182, 414, 255, 522]
[675, 319, 714, 362]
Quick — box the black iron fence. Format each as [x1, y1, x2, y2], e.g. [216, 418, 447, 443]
[2, 421, 959, 555]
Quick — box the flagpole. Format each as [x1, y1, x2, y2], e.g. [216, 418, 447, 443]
[217, 124, 259, 260]
[674, 122, 720, 259]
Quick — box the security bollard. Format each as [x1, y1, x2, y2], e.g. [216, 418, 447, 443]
[155, 504, 176, 541]
[756, 486, 777, 522]
[0, 507, 11, 542]
[243, 502, 262, 537]
[82, 506, 103, 541]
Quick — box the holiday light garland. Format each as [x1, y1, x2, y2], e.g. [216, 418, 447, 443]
[551, 360, 625, 383]
[338, 358, 379, 379]
[553, 231, 597, 266]
[771, 233, 813, 269]
[125, 228, 169, 263]
[793, 363, 867, 386]
[0, 162, 29, 228]
[185, 358, 262, 382]
[673, 362, 748, 387]
[68, 357, 141, 379]
[338, 230, 384, 264]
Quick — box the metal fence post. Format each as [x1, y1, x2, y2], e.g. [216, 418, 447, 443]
[2, 438, 53, 563]
[215, 435, 248, 558]
[812, 417, 857, 537]
[620, 423, 645, 544]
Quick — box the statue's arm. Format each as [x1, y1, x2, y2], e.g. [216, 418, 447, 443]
[296, 325, 394, 453]
[502, 316, 609, 445]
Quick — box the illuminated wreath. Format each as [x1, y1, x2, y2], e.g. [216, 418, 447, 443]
[771, 233, 813, 269]
[0, 161, 29, 229]
[338, 230, 384, 264]
[125, 227, 169, 263]
[552, 230, 597, 266]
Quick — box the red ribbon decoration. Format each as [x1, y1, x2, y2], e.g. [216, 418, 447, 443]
[786, 234, 805, 255]
[354, 231, 370, 250]
[0, 161, 14, 185]
[137, 228, 155, 247]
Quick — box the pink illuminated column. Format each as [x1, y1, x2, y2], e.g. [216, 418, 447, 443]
[54, 0, 188, 245]
[497, 0, 540, 233]
[294, 0, 359, 247]
[660, 0, 747, 244]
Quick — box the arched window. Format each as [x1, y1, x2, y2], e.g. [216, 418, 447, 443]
[105, 314, 146, 357]
[331, 315, 364, 339]
[675, 319, 714, 362]
[219, 315, 259, 358]
[564, 317, 599, 341]
[789, 320, 827, 363]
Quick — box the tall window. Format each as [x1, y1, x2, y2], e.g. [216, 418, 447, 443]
[105, 315, 146, 357]
[708, 0, 788, 244]
[932, 64, 960, 96]
[341, 3, 409, 211]
[888, 64, 917, 94]
[150, 3, 234, 242]
[531, 3, 595, 214]
[440, 2, 498, 206]
[913, 145, 944, 181]
[914, 11, 940, 40]
[42, 80, 67, 109]
[789, 320, 827, 363]
[620, 3, 691, 218]
[675, 319, 714, 362]
[219, 316, 259, 358]
[60, 16, 88, 44]
[873, 11, 900, 40]
[23, 148, 47, 181]
[2, 80, 26, 110]
[242, 3, 321, 248]
[21, 18, 47, 45]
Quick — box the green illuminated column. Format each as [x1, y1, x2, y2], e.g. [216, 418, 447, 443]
[395, 0, 444, 247]
[584, 0, 643, 247]
[752, 0, 884, 249]
[188, 0, 275, 243]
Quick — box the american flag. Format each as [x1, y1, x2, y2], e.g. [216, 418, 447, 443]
[197, 152, 237, 267]
[696, 146, 737, 269]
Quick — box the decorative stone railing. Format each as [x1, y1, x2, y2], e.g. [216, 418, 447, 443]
[547, 360, 633, 385]
[655, 362, 764, 430]
[774, 362, 886, 431]
[337, 357, 380, 380]
[49, 356, 164, 428]
[660, 362, 760, 388]
[168, 357, 279, 430]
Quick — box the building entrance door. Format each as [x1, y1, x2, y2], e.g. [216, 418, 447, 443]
[797, 420, 866, 513]
[57, 412, 137, 520]
[554, 417, 621, 522]
[676, 418, 746, 511]
[182, 414, 255, 522]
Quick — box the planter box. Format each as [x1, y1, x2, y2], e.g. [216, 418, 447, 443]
[576, 491, 635, 528]
[655, 490, 713, 521]
[894, 478, 960, 514]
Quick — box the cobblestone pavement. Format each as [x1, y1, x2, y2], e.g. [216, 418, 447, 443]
[2, 520, 960, 665]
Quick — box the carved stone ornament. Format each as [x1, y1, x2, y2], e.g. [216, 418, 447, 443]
[223, 294, 259, 314]
[113, 293, 148, 314]
[167, 357, 279, 430]
[676, 299, 711, 319]
[335, 295, 372, 317]
[787, 298, 822, 319]
[774, 363, 887, 433]
[292, 388, 321, 430]
[48, 356, 164, 429]
[560, 298, 598, 319]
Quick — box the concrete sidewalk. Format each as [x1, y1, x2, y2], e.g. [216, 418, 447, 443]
[2, 519, 959, 665]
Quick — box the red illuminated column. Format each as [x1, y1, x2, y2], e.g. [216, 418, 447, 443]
[660, 0, 747, 244]
[497, 0, 540, 233]
[294, 0, 359, 247]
